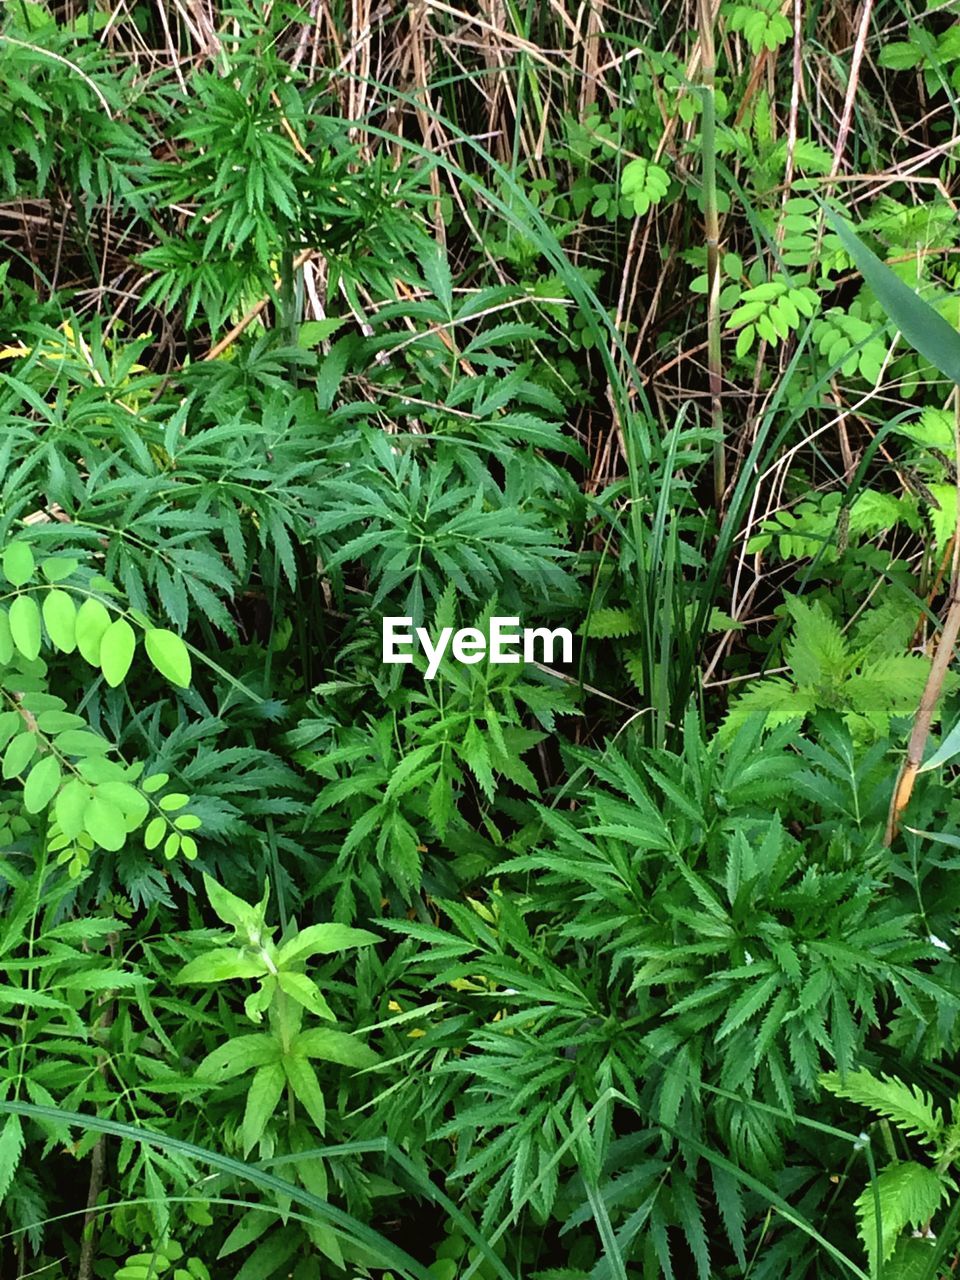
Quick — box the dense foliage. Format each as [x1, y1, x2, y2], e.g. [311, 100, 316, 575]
[2, 0, 960, 1276]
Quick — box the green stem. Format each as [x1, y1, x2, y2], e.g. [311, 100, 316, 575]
[279, 246, 298, 351]
[698, 0, 725, 508]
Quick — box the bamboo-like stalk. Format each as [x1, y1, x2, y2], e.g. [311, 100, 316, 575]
[697, 0, 725, 508]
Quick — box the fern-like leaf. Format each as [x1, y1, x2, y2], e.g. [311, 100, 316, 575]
[854, 1162, 946, 1269]
[820, 1069, 943, 1147]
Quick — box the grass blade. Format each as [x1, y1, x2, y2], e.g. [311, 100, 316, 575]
[820, 202, 960, 385]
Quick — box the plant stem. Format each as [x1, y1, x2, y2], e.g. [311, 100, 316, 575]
[885, 386, 960, 844]
[698, 0, 725, 508]
[280, 245, 298, 349]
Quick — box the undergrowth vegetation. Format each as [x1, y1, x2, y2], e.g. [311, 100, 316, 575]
[2, 0, 960, 1276]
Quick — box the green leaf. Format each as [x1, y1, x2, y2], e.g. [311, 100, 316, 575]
[40, 556, 79, 583]
[296, 1028, 378, 1068]
[0, 610, 12, 664]
[145, 628, 192, 687]
[0, 1114, 24, 1200]
[277, 923, 379, 967]
[178, 949, 268, 984]
[56, 779, 90, 840]
[241, 1062, 285, 1155]
[229, 1232, 300, 1280]
[820, 1070, 942, 1146]
[298, 319, 346, 347]
[42, 589, 77, 653]
[96, 780, 145, 813]
[2, 731, 36, 780]
[204, 874, 262, 936]
[83, 796, 127, 851]
[53, 729, 111, 757]
[99, 619, 136, 687]
[9, 595, 41, 660]
[0, 712, 19, 752]
[277, 972, 336, 1022]
[878, 41, 922, 70]
[283, 1053, 326, 1132]
[0, 1102, 457, 1280]
[3, 543, 34, 588]
[716, 972, 781, 1039]
[195, 1035, 280, 1082]
[36, 711, 85, 732]
[919, 715, 960, 774]
[821, 202, 960, 386]
[76, 757, 124, 785]
[855, 1162, 946, 1269]
[23, 755, 61, 813]
[76, 598, 111, 665]
[144, 816, 165, 849]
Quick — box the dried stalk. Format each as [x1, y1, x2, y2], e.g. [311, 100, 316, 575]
[885, 387, 960, 844]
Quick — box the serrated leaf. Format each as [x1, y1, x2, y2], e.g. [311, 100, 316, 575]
[855, 1162, 946, 1268]
[178, 949, 268, 984]
[277, 923, 378, 967]
[195, 1035, 279, 1081]
[203, 874, 261, 934]
[241, 1062, 285, 1155]
[820, 1070, 942, 1146]
[283, 1053, 326, 1132]
[277, 971, 336, 1022]
[0, 1114, 24, 1200]
[295, 1027, 378, 1067]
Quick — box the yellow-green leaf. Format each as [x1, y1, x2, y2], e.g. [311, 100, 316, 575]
[277, 971, 336, 1022]
[42, 590, 77, 653]
[2, 731, 35, 780]
[99, 619, 135, 687]
[0, 610, 13, 665]
[76, 598, 111, 665]
[9, 596, 41, 660]
[3, 543, 34, 587]
[56, 779, 90, 839]
[23, 755, 61, 813]
[144, 628, 191, 688]
[83, 795, 127, 851]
